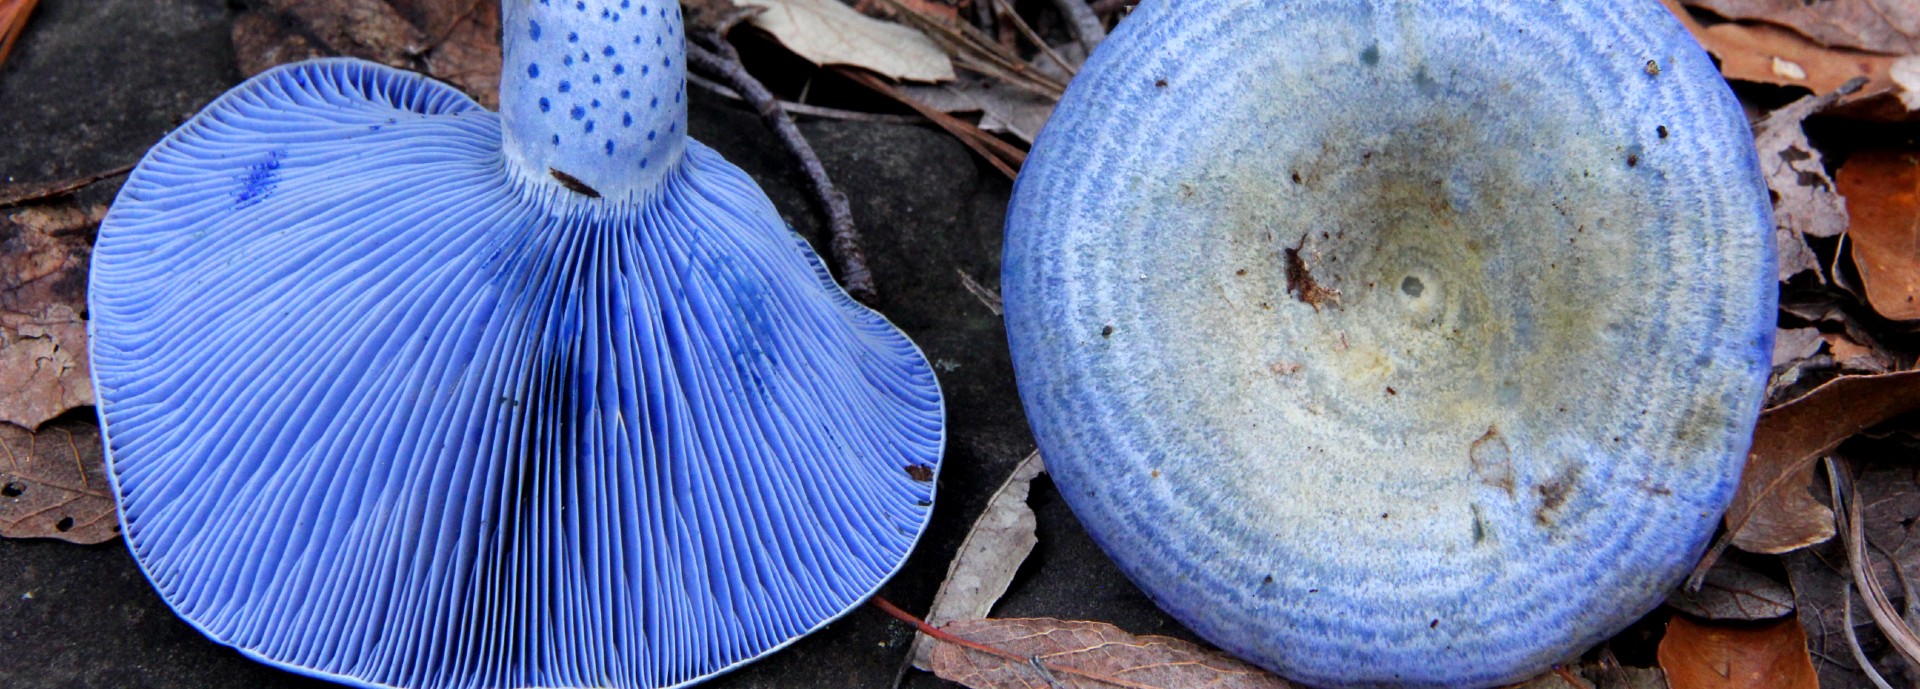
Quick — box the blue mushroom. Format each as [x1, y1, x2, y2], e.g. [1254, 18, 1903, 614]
[1004, 1, 1772, 687]
[87, 2, 944, 688]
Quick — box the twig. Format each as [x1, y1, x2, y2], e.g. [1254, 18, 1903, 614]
[1843, 584, 1898, 689]
[873, 0, 1068, 100]
[0, 163, 134, 209]
[1049, 0, 1107, 53]
[993, 0, 1077, 78]
[1827, 457, 1920, 668]
[685, 73, 923, 124]
[869, 596, 1168, 689]
[841, 68, 1024, 180]
[687, 13, 879, 306]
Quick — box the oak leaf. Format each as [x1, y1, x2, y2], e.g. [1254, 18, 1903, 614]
[1658, 615, 1817, 689]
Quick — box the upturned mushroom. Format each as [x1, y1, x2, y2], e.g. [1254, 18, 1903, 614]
[87, 2, 944, 688]
[1003, 1, 1772, 687]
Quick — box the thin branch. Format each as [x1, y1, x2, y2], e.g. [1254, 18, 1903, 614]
[1049, 0, 1106, 53]
[686, 14, 878, 306]
[685, 73, 923, 124]
[993, 0, 1077, 78]
[0, 163, 134, 209]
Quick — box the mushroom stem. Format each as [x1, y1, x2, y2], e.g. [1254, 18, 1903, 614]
[500, 0, 689, 201]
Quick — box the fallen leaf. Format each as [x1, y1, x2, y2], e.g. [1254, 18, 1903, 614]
[736, 0, 954, 82]
[1668, 557, 1796, 621]
[1835, 150, 1920, 321]
[231, 11, 328, 78]
[1657, 615, 1818, 689]
[234, 0, 502, 105]
[1585, 666, 1672, 689]
[269, 0, 423, 68]
[1728, 371, 1920, 554]
[1766, 326, 1830, 402]
[1513, 668, 1594, 689]
[929, 617, 1293, 689]
[1773, 327, 1826, 368]
[0, 0, 39, 72]
[0, 415, 117, 544]
[393, 0, 501, 108]
[0, 204, 102, 430]
[1751, 87, 1859, 283]
[1784, 532, 1899, 689]
[1663, 0, 1911, 117]
[1821, 331, 1892, 373]
[1682, 0, 1920, 55]
[911, 451, 1043, 669]
[902, 71, 1055, 145]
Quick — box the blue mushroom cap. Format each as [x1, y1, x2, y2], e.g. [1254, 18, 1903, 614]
[1004, 1, 1773, 687]
[88, 2, 944, 688]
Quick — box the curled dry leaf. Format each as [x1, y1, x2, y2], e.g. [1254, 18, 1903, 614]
[1835, 150, 1920, 321]
[1750, 84, 1860, 282]
[1727, 371, 1920, 554]
[735, 0, 954, 82]
[1822, 331, 1892, 374]
[929, 617, 1293, 689]
[1681, 0, 1920, 55]
[1662, 0, 1913, 118]
[1657, 615, 1818, 689]
[1667, 557, 1795, 621]
[0, 415, 117, 544]
[910, 451, 1045, 669]
[0, 204, 102, 430]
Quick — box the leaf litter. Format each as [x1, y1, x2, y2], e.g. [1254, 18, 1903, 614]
[31, 0, 1920, 684]
[911, 451, 1045, 670]
[0, 203, 102, 430]
[0, 414, 117, 544]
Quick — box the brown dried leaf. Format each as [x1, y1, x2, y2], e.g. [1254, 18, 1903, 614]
[1663, 0, 1911, 116]
[929, 618, 1293, 689]
[1835, 150, 1920, 321]
[1657, 615, 1818, 689]
[902, 73, 1055, 146]
[1585, 666, 1671, 689]
[1751, 89, 1855, 281]
[736, 0, 954, 82]
[1668, 558, 1796, 621]
[1728, 371, 1920, 554]
[1682, 0, 1920, 55]
[910, 452, 1044, 669]
[0, 204, 102, 429]
[1785, 531, 1900, 689]
[0, 415, 117, 544]
[416, 0, 501, 108]
[231, 11, 327, 77]
[268, 0, 423, 68]
[0, 0, 39, 73]
[1822, 331, 1892, 373]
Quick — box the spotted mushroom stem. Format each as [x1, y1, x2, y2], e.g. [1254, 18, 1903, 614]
[501, 0, 689, 201]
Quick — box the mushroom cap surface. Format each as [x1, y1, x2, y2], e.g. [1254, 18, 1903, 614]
[89, 49, 942, 689]
[1003, 1, 1772, 687]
